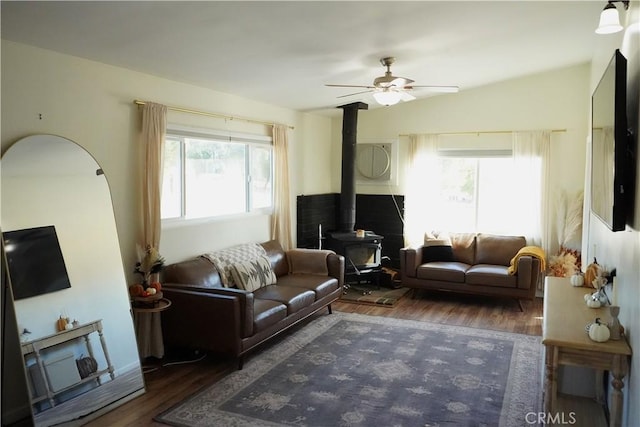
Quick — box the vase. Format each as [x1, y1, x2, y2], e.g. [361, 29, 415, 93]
[609, 305, 621, 340]
[145, 272, 160, 288]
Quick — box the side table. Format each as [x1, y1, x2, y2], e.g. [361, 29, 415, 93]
[131, 296, 171, 359]
[542, 276, 632, 427]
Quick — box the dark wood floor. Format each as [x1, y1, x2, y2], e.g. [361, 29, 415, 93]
[86, 290, 543, 426]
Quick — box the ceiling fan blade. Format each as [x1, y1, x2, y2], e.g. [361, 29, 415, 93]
[390, 77, 414, 88]
[399, 91, 416, 102]
[336, 89, 375, 98]
[406, 85, 459, 93]
[325, 84, 375, 89]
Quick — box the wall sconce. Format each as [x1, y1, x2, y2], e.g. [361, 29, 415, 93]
[595, 1, 629, 34]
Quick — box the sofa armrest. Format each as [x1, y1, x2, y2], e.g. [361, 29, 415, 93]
[161, 289, 242, 356]
[400, 246, 423, 278]
[514, 256, 541, 292]
[163, 284, 255, 338]
[285, 249, 345, 287]
[327, 253, 345, 288]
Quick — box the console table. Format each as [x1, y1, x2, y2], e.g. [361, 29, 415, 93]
[21, 319, 115, 409]
[542, 277, 632, 427]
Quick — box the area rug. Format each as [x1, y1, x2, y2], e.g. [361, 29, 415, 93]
[340, 285, 411, 306]
[155, 312, 542, 427]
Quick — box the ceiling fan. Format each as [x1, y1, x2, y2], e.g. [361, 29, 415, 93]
[326, 57, 459, 106]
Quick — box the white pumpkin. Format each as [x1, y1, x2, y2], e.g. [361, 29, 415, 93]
[570, 274, 584, 287]
[588, 318, 610, 342]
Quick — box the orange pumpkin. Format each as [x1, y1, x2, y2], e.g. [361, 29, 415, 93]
[128, 284, 144, 297]
[149, 282, 162, 292]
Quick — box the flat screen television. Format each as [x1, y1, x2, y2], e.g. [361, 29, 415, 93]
[591, 49, 629, 232]
[3, 225, 72, 300]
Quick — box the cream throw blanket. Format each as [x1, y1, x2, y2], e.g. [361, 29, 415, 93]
[508, 246, 546, 275]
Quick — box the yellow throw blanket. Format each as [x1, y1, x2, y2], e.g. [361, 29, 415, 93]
[508, 246, 546, 275]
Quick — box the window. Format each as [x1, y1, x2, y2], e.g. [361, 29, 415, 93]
[405, 132, 547, 247]
[432, 152, 520, 235]
[162, 130, 273, 220]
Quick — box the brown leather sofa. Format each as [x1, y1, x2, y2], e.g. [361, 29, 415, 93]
[161, 240, 344, 368]
[400, 233, 542, 309]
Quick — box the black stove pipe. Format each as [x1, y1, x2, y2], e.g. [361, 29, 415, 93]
[337, 102, 368, 232]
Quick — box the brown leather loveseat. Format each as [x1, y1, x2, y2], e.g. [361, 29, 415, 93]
[161, 240, 344, 368]
[400, 233, 543, 310]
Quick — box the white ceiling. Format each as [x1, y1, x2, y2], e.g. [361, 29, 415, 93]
[1, 1, 607, 115]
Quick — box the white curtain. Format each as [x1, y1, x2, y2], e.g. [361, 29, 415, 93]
[138, 102, 167, 359]
[140, 102, 167, 251]
[512, 130, 551, 253]
[271, 124, 293, 250]
[404, 134, 439, 247]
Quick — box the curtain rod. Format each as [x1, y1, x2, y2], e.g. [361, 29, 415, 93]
[133, 100, 294, 130]
[399, 129, 566, 137]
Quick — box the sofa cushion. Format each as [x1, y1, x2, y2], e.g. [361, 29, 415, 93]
[475, 234, 526, 266]
[450, 233, 476, 265]
[162, 257, 222, 288]
[465, 264, 517, 288]
[253, 298, 287, 334]
[230, 255, 277, 292]
[276, 274, 339, 300]
[254, 285, 316, 315]
[416, 262, 469, 283]
[261, 240, 289, 277]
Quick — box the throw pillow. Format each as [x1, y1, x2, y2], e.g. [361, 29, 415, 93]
[422, 245, 455, 263]
[424, 232, 452, 247]
[423, 233, 454, 263]
[230, 255, 277, 292]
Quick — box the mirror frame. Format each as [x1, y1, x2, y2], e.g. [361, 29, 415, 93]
[1, 134, 145, 426]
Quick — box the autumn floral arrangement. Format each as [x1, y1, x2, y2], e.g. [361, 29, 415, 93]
[548, 191, 583, 277]
[129, 245, 165, 298]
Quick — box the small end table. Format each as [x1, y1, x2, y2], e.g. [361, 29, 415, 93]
[131, 295, 171, 359]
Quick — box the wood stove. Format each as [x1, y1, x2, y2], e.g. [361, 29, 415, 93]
[326, 231, 383, 285]
[324, 102, 384, 286]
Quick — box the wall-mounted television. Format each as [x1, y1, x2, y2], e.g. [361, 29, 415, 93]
[3, 225, 72, 300]
[591, 49, 629, 232]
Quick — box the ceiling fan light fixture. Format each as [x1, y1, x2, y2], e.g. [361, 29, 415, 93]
[595, 2, 624, 34]
[373, 90, 402, 106]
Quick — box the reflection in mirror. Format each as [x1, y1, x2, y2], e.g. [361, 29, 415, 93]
[2, 238, 33, 426]
[1, 135, 144, 426]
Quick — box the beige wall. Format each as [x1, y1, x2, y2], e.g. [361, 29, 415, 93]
[333, 63, 591, 256]
[583, 5, 640, 426]
[1, 41, 334, 273]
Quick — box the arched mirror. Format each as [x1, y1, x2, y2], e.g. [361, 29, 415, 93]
[1, 135, 144, 426]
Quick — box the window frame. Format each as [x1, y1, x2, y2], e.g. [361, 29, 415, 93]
[161, 125, 274, 227]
